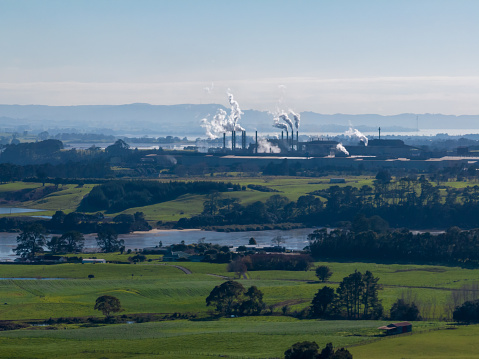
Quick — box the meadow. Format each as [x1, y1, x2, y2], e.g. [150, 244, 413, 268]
[2, 176, 478, 223]
[0, 317, 441, 359]
[0, 260, 477, 321]
[0, 259, 476, 357]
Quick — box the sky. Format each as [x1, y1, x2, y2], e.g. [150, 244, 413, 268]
[1, 0, 479, 114]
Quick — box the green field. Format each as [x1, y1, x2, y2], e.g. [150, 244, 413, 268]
[0, 259, 477, 358]
[0, 317, 440, 359]
[2, 176, 479, 223]
[0, 260, 477, 321]
[351, 324, 479, 359]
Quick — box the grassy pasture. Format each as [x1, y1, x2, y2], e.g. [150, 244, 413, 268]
[351, 324, 479, 359]
[2, 176, 478, 223]
[0, 260, 477, 321]
[0, 317, 439, 359]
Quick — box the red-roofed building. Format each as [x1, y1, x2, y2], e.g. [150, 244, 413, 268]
[378, 321, 412, 335]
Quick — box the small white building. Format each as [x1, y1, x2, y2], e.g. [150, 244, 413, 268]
[82, 258, 106, 264]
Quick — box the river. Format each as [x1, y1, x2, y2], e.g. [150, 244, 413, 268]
[0, 227, 317, 261]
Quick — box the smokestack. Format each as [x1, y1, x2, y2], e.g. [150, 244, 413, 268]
[297, 131, 299, 152]
[286, 130, 289, 143]
[232, 131, 235, 152]
[281, 131, 284, 141]
[378, 127, 381, 140]
[255, 131, 258, 154]
[243, 131, 246, 149]
[223, 133, 226, 150]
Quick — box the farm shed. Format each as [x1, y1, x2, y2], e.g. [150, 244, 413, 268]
[378, 321, 412, 335]
[82, 258, 106, 264]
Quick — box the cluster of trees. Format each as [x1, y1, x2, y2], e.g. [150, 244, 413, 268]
[176, 193, 322, 228]
[14, 223, 125, 260]
[206, 281, 264, 316]
[79, 180, 242, 212]
[285, 342, 352, 359]
[310, 270, 382, 320]
[180, 177, 479, 230]
[453, 299, 479, 323]
[229, 254, 313, 273]
[0, 160, 112, 182]
[46, 210, 150, 234]
[308, 226, 479, 265]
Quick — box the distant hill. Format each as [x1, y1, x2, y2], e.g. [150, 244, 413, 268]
[0, 103, 478, 137]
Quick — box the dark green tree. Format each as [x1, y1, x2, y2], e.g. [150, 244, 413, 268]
[96, 226, 124, 253]
[206, 281, 245, 316]
[311, 286, 336, 318]
[284, 341, 320, 359]
[15, 223, 47, 260]
[390, 299, 421, 321]
[94, 295, 122, 317]
[240, 286, 264, 315]
[316, 265, 333, 282]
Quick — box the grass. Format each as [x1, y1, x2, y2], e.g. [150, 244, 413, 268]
[0, 260, 477, 321]
[3, 176, 479, 223]
[0, 318, 440, 359]
[0, 259, 475, 357]
[350, 324, 479, 359]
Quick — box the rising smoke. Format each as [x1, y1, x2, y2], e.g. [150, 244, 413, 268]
[257, 138, 281, 154]
[345, 126, 368, 146]
[272, 110, 301, 132]
[335, 143, 349, 156]
[201, 92, 245, 139]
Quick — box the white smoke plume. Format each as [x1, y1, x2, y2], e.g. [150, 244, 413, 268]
[273, 116, 288, 131]
[257, 138, 281, 154]
[289, 110, 301, 129]
[227, 92, 244, 132]
[345, 126, 368, 146]
[201, 92, 244, 139]
[279, 112, 294, 132]
[335, 143, 349, 156]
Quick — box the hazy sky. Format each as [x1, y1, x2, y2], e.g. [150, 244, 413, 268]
[1, 0, 479, 114]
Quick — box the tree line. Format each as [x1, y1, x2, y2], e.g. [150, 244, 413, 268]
[308, 226, 479, 266]
[79, 180, 242, 212]
[178, 176, 479, 230]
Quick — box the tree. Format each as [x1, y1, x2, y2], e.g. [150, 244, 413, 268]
[390, 299, 421, 321]
[336, 270, 382, 320]
[15, 223, 47, 260]
[47, 231, 84, 253]
[272, 235, 285, 247]
[94, 295, 122, 317]
[206, 281, 245, 316]
[96, 226, 124, 253]
[249, 237, 257, 245]
[240, 286, 264, 315]
[284, 341, 320, 359]
[311, 286, 336, 318]
[61, 231, 85, 253]
[316, 265, 333, 282]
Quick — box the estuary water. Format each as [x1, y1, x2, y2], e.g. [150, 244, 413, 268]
[0, 208, 43, 215]
[0, 227, 316, 261]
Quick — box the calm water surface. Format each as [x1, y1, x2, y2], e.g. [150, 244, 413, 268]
[0, 228, 316, 260]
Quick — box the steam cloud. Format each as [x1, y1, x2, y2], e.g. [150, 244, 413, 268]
[201, 92, 245, 139]
[345, 126, 368, 146]
[257, 138, 281, 154]
[335, 143, 349, 156]
[272, 110, 300, 132]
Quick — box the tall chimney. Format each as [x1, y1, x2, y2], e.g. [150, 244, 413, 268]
[297, 131, 299, 152]
[378, 127, 381, 140]
[223, 133, 226, 150]
[232, 131, 235, 152]
[281, 131, 284, 141]
[255, 131, 258, 154]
